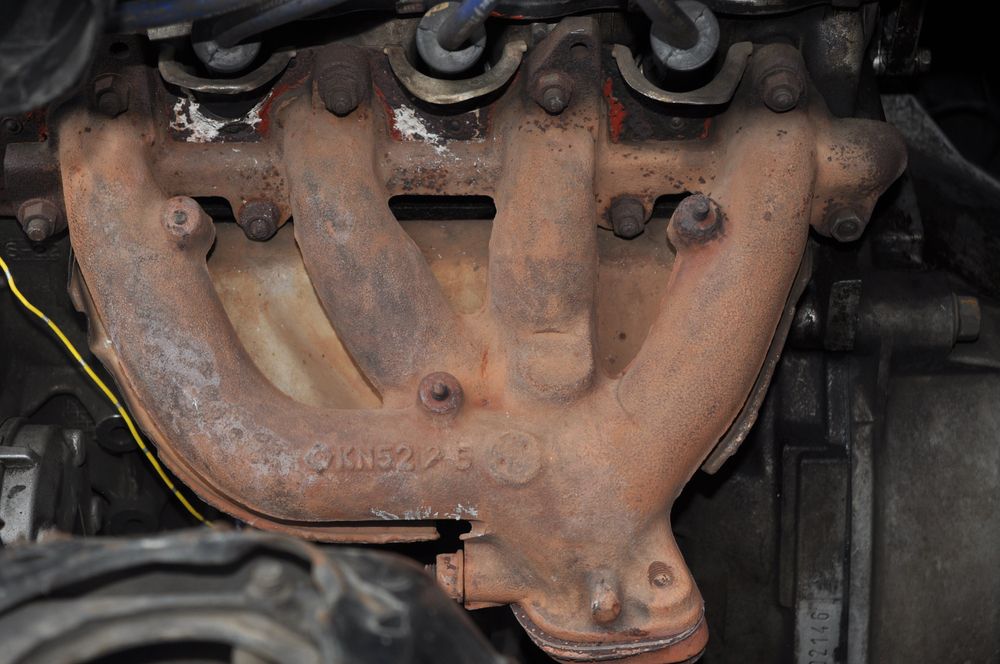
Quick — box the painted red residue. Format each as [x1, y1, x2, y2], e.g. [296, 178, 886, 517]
[602, 77, 627, 143]
[256, 81, 296, 136]
[372, 86, 403, 141]
[700, 118, 713, 140]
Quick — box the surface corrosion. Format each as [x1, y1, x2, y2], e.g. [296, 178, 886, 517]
[56, 22, 906, 664]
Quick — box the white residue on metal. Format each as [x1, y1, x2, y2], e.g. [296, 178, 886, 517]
[392, 105, 449, 155]
[402, 506, 434, 520]
[170, 94, 265, 143]
[445, 503, 479, 520]
[371, 508, 400, 520]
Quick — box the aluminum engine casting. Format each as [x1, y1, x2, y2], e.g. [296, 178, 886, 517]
[54, 23, 905, 664]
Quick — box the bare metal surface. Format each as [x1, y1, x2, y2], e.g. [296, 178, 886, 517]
[157, 47, 295, 93]
[612, 41, 752, 106]
[56, 26, 905, 663]
[385, 40, 527, 105]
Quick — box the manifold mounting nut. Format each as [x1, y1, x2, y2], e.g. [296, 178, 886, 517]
[610, 196, 647, 239]
[316, 44, 370, 117]
[16, 199, 62, 242]
[829, 208, 866, 242]
[752, 43, 806, 113]
[419, 372, 464, 415]
[668, 193, 723, 247]
[532, 71, 573, 115]
[93, 74, 130, 118]
[238, 200, 280, 241]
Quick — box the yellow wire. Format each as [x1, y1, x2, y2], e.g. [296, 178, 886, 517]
[0, 255, 212, 526]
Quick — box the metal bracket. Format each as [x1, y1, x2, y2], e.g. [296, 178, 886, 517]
[158, 47, 295, 94]
[612, 41, 753, 106]
[385, 40, 527, 105]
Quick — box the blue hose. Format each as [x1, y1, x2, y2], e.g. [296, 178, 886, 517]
[436, 0, 499, 52]
[211, 0, 350, 46]
[114, 0, 265, 31]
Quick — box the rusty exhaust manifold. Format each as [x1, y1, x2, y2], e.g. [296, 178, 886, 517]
[59, 30, 904, 664]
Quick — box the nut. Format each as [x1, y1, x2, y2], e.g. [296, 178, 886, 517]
[829, 209, 865, 242]
[752, 44, 806, 113]
[418, 372, 464, 415]
[668, 193, 723, 247]
[759, 69, 803, 113]
[238, 200, 279, 241]
[610, 197, 646, 239]
[93, 74, 130, 118]
[316, 45, 370, 117]
[532, 71, 573, 115]
[16, 199, 61, 242]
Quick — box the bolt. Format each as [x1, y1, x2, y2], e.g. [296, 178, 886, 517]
[2, 117, 22, 134]
[609, 197, 646, 239]
[327, 87, 360, 117]
[238, 201, 279, 241]
[829, 209, 865, 242]
[316, 46, 369, 117]
[955, 295, 981, 342]
[17, 199, 61, 242]
[668, 193, 722, 247]
[173, 210, 188, 225]
[690, 196, 711, 221]
[533, 71, 573, 115]
[93, 74, 130, 118]
[431, 382, 450, 401]
[25, 218, 53, 242]
[542, 86, 568, 114]
[759, 69, 803, 113]
[418, 372, 463, 415]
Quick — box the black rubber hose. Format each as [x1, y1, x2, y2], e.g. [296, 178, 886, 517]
[210, 0, 350, 46]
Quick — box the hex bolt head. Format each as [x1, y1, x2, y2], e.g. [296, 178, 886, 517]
[610, 197, 646, 239]
[829, 209, 866, 242]
[759, 69, 803, 113]
[238, 200, 280, 241]
[93, 74, 130, 118]
[16, 199, 61, 242]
